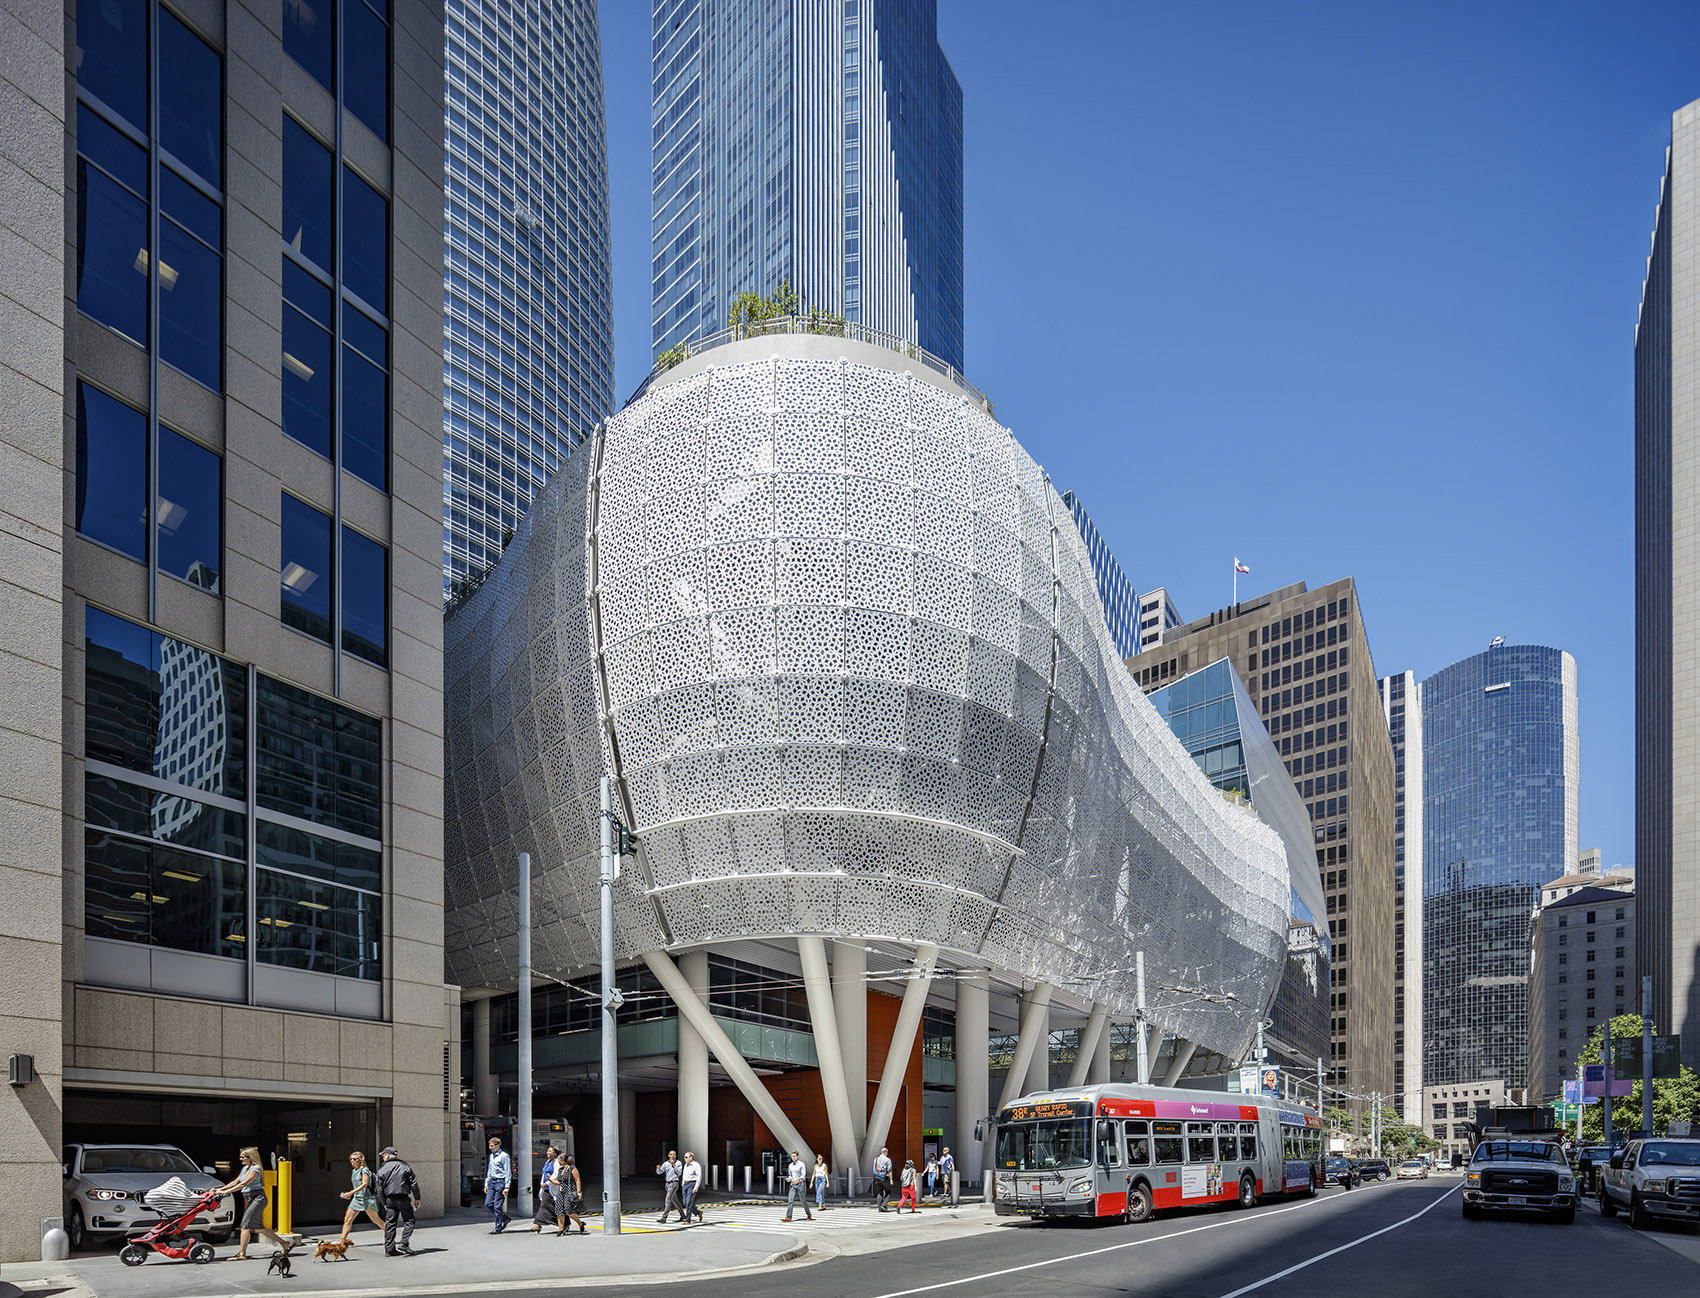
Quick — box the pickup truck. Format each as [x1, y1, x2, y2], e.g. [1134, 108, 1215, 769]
[1461, 1139, 1576, 1223]
[1598, 1138, 1700, 1229]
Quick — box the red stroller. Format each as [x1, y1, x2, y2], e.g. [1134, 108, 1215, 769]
[118, 1186, 222, 1266]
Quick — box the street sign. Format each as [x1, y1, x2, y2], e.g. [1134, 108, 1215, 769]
[1583, 1063, 1633, 1097]
[1610, 1035, 1682, 1080]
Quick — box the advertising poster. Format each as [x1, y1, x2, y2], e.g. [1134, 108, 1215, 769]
[1181, 1164, 1224, 1198]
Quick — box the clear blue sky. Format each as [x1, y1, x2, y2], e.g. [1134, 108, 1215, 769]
[598, 1, 1700, 868]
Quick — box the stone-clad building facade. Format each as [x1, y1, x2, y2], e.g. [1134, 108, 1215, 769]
[0, 0, 451, 1261]
[1130, 579, 1397, 1101]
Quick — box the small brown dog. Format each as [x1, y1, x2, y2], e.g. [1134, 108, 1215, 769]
[267, 1250, 292, 1277]
[311, 1237, 352, 1262]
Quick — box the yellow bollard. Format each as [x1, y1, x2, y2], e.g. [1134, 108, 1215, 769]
[277, 1160, 294, 1237]
[262, 1170, 277, 1230]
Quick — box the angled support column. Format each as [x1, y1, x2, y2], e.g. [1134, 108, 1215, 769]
[1162, 1038, 1199, 1087]
[860, 943, 939, 1170]
[833, 939, 868, 1147]
[997, 982, 1054, 1110]
[799, 937, 860, 1178]
[1067, 1004, 1109, 1087]
[954, 973, 989, 1182]
[1090, 1015, 1112, 1085]
[1025, 997, 1052, 1095]
[641, 949, 813, 1164]
[677, 950, 710, 1163]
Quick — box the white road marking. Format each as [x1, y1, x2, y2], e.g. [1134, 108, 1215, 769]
[864, 1188, 1370, 1298]
[1215, 1184, 1459, 1298]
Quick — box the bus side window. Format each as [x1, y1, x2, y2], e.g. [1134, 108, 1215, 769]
[1124, 1121, 1150, 1166]
[1217, 1122, 1239, 1161]
[1186, 1122, 1215, 1164]
[1098, 1120, 1121, 1167]
[1240, 1123, 1257, 1162]
[1153, 1121, 1183, 1164]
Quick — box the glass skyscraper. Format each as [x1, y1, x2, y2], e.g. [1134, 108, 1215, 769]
[1421, 643, 1578, 1088]
[1060, 490, 1138, 660]
[651, 0, 964, 369]
[443, 0, 614, 596]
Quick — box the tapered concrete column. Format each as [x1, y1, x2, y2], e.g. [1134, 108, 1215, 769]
[954, 973, 989, 1182]
[678, 950, 710, 1164]
[799, 937, 860, 1177]
[472, 997, 495, 1114]
[1162, 1039, 1199, 1087]
[833, 939, 869, 1146]
[860, 944, 940, 1169]
[642, 949, 814, 1163]
[1067, 1004, 1109, 1087]
[1090, 1016, 1112, 1084]
[997, 983, 1054, 1109]
[1025, 998, 1052, 1094]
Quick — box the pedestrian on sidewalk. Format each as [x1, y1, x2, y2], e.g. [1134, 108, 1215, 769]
[812, 1154, 828, 1212]
[781, 1150, 813, 1222]
[681, 1152, 704, 1224]
[656, 1149, 685, 1223]
[561, 1155, 588, 1234]
[898, 1159, 919, 1212]
[484, 1136, 512, 1233]
[374, 1147, 421, 1256]
[873, 1147, 893, 1212]
[939, 1147, 955, 1202]
[338, 1150, 385, 1242]
[924, 1154, 940, 1199]
[529, 1145, 561, 1232]
[214, 1146, 292, 1261]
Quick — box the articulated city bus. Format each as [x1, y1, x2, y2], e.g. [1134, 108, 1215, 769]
[992, 1083, 1323, 1222]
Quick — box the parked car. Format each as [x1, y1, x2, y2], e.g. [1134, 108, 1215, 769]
[62, 1144, 233, 1251]
[1355, 1159, 1391, 1181]
[1325, 1156, 1360, 1189]
[1397, 1159, 1429, 1180]
[1461, 1139, 1576, 1223]
[1575, 1144, 1613, 1193]
[1598, 1138, 1700, 1229]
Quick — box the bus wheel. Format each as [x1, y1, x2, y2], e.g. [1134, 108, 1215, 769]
[1237, 1174, 1257, 1209]
[1127, 1183, 1154, 1223]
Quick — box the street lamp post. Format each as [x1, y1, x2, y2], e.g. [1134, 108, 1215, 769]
[600, 776, 622, 1235]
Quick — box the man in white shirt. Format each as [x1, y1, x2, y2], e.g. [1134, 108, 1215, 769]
[680, 1152, 704, 1224]
[781, 1150, 813, 1222]
[873, 1147, 894, 1212]
[484, 1137, 512, 1233]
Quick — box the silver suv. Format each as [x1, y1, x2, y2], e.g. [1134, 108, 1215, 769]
[62, 1144, 234, 1250]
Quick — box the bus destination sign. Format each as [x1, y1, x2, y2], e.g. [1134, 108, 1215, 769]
[1002, 1099, 1093, 1122]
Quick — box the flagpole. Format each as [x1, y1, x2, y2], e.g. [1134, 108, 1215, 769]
[1233, 559, 1238, 607]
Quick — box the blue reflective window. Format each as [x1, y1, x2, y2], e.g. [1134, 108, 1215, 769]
[75, 383, 146, 560]
[76, 162, 149, 347]
[345, 0, 389, 143]
[157, 426, 221, 591]
[283, 117, 334, 273]
[85, 830, 246, 959]
[282, 295, 333, 459]
[342, 167, 387, 311]
[341, 338, 387, 490]
[159, 216, 222, 389]
[161, 169, 220, 247]
[255, 673, 382, 840]
[283, 0, 335, 93]
[76, 0, 147, 128]
[341, 526, 387, 667]
[77, 104, 146, 192]
[158, 9, 221, 188]
[280, 493, 333, 643]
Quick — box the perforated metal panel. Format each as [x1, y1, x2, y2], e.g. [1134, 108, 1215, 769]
[443, 337, 1290, 1060]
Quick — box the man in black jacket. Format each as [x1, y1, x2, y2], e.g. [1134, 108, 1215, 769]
[374, 1147, 421, 1256]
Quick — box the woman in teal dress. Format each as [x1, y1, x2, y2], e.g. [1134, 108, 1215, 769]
[339, 1150, 385, 1242]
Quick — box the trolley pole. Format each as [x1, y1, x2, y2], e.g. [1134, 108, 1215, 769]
[1642, 976, 1654, 1136]
[600, 777, 622, 1235]
[1603, 1020, 1613, 1152]
[1135, 952, 1149, 1085]
[517, 852, 532, 1218]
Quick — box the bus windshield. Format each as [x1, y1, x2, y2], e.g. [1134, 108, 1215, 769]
[996, 1119, 1092, 1170]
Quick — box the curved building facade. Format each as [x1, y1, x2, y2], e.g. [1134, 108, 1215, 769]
[445, 335, 1290, 1168]
[443, 0, 614, 596]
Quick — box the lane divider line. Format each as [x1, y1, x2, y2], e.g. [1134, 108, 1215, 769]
[1215, 1184, 1460, 1298]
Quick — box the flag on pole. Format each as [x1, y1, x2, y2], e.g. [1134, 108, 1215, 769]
[1235, 558, 1250, 574]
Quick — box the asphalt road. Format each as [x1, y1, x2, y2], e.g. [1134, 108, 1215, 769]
[508, 1179, 1700, 1298]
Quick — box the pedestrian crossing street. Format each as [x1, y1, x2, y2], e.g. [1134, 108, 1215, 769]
[614, 1201, 963, 1238]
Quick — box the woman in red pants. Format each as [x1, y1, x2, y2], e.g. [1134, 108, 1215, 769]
[898, 1159, 920, 1212]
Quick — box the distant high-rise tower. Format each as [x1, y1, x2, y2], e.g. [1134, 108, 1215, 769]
[651, 0, 964, 370]
[1136, 587, 1184, 653]
[1060, 490, 1137, 660]
[1635, 96, 1700, 1073]
[443, 0, 614, 596]
[1379, 670, 1424, 1123]
[1421, 644, 1579, 1089]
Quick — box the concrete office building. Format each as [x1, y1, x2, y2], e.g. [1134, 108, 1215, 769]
[1136, 587, 1183, 653]
[442, 330, 1295, 1183]
[1130, 580, 1397, 1101]
[1420, 644, 1579, 1091]
[650, 0, 964, 370]
[1423, 1079, 1517, 1167]
[1378, 671, 1424, 1124]
[441, 0, 613, 596]
[1527, 881, 1636, 1104]
[1060, 489, 1138, 660]
[0, 0, 451, 1262]
[1635, 95, 1700, 1073]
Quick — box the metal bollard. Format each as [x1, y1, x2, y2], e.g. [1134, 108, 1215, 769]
[744, 1166, 752, 1194]
[711, 1165, 718, 1191]
[727, 1164, 734, 1194]
[766, 1165, 775, 1195]
[951, 1169, 960, 1206]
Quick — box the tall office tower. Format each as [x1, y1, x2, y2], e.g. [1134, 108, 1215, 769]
[1420, 644, 1579, 1089]
[0, 0, 452, 1261]
[650, 0, 964, 370]
[1635, 95, 1700, 1072]
[1061, 490, 1138, 659]
[1136, 587, 1183, 652]
[442, 0, 614, 597]
[1378, 672, 1424, 1123]
[1130, 580, 1397, 1099]
[1527, 874, 1635, 1103]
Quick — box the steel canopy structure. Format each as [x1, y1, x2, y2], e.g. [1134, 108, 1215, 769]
[443, 333, 1290, 1073]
